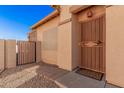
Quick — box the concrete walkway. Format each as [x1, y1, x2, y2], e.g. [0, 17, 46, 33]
[55, 71, 119, 88]
[55, 72, 105, 88]
[0, 62, 119, 88]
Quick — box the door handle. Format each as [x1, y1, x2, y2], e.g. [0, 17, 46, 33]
[78, 41, 103, 47]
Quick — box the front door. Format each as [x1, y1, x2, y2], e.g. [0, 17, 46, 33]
[79, 15, 105, 73]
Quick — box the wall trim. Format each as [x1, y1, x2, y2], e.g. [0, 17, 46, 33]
[70, 5, 92, 14]
[106, 5, 112, 8]
[59, 18, 72, 26]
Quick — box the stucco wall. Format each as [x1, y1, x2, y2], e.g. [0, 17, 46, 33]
[36, 41, 41, 63]
[57, 5, 73, 71]
[72, 14, 81, 69]
[0, 40, 5, 71]
[60, 5, 72, 21]
[58, 5, 81, 71]
[106, 6, 124, 87]
[35, 16, 60, 65]
[29, 31, 37, 41]
[5, 40, 16, 68]
[58, 22, 72, 70]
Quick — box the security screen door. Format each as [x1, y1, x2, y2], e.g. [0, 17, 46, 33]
[79, 15, 105, 73]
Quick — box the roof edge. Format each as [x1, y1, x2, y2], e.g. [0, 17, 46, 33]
[31, 10, 60, 29]
[70, 5, 92, 14]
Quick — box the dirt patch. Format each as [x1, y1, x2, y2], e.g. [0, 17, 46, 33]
[0, 63, 59, 88]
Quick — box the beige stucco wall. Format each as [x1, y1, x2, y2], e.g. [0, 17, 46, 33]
[36, 41, 41, 63]
[35, 16, 60, 65]
[0, 40, 5, 70]
[106, 6, 124, 87]
[28, 31, 37, 41]
[58, 22, 72, 70]
[60, 5, 72, 21]
[57, 5, 73, 71]
[5, 40, 16, 68]
[72, 14, 81, 69]
[58, 5, 81, 71]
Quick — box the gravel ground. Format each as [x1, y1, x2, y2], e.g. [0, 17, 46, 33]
[0, 63, 59, 88]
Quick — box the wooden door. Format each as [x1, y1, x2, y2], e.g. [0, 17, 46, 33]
[79, 15, 105, 73]
[17, 41, 36, 65]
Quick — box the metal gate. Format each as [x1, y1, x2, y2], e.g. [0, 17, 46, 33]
[79, 15, 105, 73]
[17, 41, 36, 65]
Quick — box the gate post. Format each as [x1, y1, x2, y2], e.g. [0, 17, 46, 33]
[0, 40, 5, 72]
[36, 41, 41, 63]
[5, 40, 16, 68]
